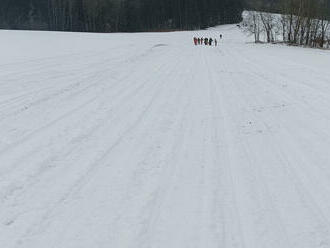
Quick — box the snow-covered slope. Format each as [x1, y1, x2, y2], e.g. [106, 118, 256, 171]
[1, 25, 330, 248]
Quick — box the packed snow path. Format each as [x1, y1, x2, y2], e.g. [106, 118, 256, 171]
[1, 25, 330, 248]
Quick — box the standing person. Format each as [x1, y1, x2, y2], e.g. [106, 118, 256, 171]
[201, 37, 204, 44]
[198, 38, 201, 45]
[220, 34, 223, 39]
[209, 38, 213, 46]
[204, 38, 208, 46]
[215, 39, 218, 46]
[193, 37, 198, 46]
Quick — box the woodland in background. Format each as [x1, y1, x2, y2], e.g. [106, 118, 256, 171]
[0, 0, 243, 32]
[243, 0, 330, 48]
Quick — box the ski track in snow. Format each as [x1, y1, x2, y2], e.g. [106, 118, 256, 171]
[1, 26, 330, 248]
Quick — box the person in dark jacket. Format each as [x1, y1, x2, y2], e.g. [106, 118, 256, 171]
[209, 38, 213, 46]
[204, 38, 208, 45]
[193, 37, 198, 45]
[215, 39, 218, 46]
[198, 38, 201, 45]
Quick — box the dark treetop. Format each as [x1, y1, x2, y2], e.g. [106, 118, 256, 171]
[0, 0, 244, 32]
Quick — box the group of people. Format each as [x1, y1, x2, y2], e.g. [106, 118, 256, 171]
[193, 34, 222, 46]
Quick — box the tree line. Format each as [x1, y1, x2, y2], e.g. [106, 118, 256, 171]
[243, 0, 330, 48]
[0, 0, 244, 32]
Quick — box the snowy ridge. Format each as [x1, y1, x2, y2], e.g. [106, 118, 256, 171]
[1, 26, 330, 248]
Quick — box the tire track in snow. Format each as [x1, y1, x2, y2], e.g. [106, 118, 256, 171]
[216, 47, 292, 248]
[132, 49, 198, 248]
[221, 45, 330, 247]
[0, 44, 174, 158]
[0, 44, 165, 120]
[7, 46, 182, 247]
[203, 47, 247, 248]
[0, 46, 178, 203]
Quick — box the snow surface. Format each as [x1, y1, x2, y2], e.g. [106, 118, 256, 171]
[1, 25, 330, 248]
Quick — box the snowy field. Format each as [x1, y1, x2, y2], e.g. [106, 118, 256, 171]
[1, 25, 330, 248]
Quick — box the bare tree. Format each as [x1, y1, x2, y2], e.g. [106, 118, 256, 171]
[243, 11, 262, 42]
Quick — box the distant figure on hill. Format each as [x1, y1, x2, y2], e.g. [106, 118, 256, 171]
[209, 38, 213, 46]
[204, 38, 208, 45]
[193, 37, 198, 45]
[220, 34, 223, 39]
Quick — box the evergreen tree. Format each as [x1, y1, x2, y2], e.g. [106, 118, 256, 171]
[0, 0, 244, 32]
